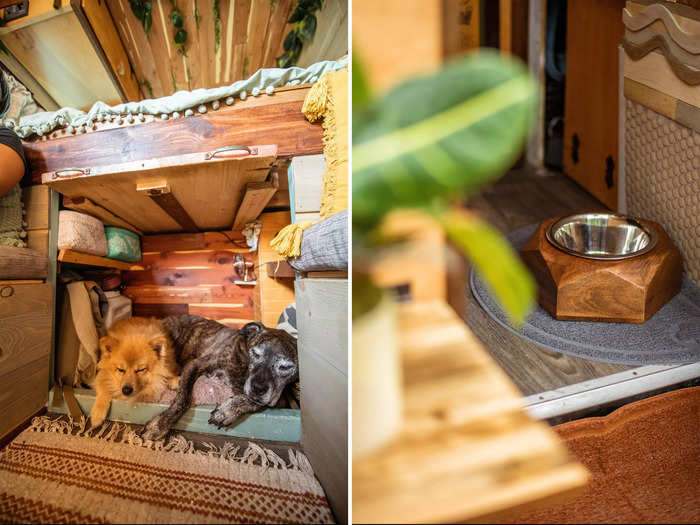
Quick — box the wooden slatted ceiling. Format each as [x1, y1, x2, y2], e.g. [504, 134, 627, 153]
[123, 228, 256, 327]
[22, 86, 321, 185]
[42, 146, 277, 234]
[106, 0, 297, 98]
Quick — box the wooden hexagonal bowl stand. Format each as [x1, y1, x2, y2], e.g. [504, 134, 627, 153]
[521, 218, 683, 323]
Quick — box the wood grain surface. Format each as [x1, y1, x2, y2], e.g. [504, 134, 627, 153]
[22, 87, 322, 184]
[43, 146, 276, 233]
[521, 218, 683, 323]
[0, 283, 52, 441]
[563, 0, 625, 210]
[256, 211, 295, 327]
[57, 249, 137, 271]
[464, 169, 636, 396]
[123, 228, 256, 326]
[352, 300, 588, 523]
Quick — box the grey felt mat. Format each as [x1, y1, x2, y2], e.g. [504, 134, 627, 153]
[471, 224, 700, 365]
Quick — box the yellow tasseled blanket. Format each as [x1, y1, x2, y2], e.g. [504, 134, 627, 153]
[270, 68, 348, 258]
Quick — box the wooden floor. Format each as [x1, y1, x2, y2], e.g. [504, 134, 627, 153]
[464, 169, 636, 397]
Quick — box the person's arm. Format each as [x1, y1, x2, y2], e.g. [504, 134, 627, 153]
[0, 127, 28, 197]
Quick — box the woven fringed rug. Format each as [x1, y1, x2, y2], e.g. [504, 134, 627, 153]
[0, 416, 334, 524]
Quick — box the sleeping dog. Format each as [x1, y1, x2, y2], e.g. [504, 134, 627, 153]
[141, 315, 297, 441]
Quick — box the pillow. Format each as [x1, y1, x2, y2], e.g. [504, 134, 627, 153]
[289, 210, 348, 272]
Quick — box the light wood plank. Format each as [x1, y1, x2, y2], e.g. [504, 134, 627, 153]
[21, 185, 49, 230]
[353, 301, 588, 524]
[62, 196, 143, 235]
[624, 51, 700, 107]
[0, 247, 47, 279]
[58, 249, 138, 270]
[26, 229, 49, 256]
[257, 211, 295, 327]
[296, 277, 348, 524]
[80, 0, 140, 101]
[623, 77, 678, 121]
[43, 145, 277, 233]
[233, 179, 278, 228]
[352, 0, 442, 93]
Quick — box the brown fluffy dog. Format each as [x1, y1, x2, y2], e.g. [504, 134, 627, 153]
[89, 317, 180, 427]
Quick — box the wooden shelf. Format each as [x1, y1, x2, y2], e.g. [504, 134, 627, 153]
[58, 249, 140, 271]
[353, 301, 589, 523]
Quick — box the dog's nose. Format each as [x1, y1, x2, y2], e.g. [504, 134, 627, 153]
[122, 385, 133, 396]
[252, 383, 267, 395]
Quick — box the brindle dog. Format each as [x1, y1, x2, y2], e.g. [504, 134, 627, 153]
[141, 315, 297, 441]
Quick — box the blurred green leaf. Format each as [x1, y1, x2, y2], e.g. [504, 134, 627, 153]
[352, 50, 372, 110]
[352, 51, 537, 232]
[169, 11, 184, 27]
[174, 28, 187, 44]
[299, 14, 317, 41]
[442, 209, 535, 326]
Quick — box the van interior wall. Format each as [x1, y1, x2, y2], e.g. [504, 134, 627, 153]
[120, 210, 294, 329]
[122, 228, 256, 329]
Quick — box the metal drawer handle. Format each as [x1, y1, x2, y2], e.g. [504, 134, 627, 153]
[0, 286, 14, 298]
[205, 145, 254, 160]
[53, 167, 90, 179]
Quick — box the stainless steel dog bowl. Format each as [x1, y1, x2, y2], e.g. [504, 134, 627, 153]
[546, 213, 658, 260]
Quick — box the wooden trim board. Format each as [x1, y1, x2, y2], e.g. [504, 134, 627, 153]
[58, 249, 139, 271]
[353, 300, 588, 523]
[23, 86, 321, 183]
[47, 387, 301, 443]
[524, 362, 700, 420]
[624, 51, 700, 107]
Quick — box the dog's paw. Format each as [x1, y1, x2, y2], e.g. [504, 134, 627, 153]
[140, 415, 170, 441]
[208, 405, 239, 428]
[89, 413, 105, 428]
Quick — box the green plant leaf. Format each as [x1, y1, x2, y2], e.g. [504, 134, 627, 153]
[169, 10, 184, 27]
[288, 5, 305, 23]
[174, 28, 187, 44]
[276, 53, 293, 68]
[442, 209, 535, 326]
[299, 13, 317, 41]
[283, 31, 301, 52]
[352, 50, 537, 232]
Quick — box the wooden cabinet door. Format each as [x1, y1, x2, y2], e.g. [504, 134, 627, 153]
[295, 278, 348, 524]
[42, 145, 277, 234]
[563, 0, 625, 210]
[0, 283, 52, 441]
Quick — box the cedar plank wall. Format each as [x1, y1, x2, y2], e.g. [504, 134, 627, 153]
[256, 211, 295, 327]
[21, 86, 321, 185]
[122, 229, 257, 328]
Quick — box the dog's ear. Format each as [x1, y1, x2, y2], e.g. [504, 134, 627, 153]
[99, 336, 117, 355]
[241, 322, 264, 339]
[149, 337, 169, 358]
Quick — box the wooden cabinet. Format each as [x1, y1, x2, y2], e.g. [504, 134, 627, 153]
[0, 282, 52, 441]
[295, 278, 348, 524]
[0, 0, 129, 110]
[563, 0, 626, 210]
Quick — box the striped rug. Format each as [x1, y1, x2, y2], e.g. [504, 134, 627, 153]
[0, 416, 334, 524]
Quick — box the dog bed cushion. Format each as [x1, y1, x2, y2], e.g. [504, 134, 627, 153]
[58, 210, 108, 256]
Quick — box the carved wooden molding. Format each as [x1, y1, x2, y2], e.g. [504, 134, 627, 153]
[623, 5, 700, 54]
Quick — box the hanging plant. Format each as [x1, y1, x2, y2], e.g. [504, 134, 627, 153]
[129, 0, 152, 36]
[277, 0, 323, 68]
[168, 1, 188, 55]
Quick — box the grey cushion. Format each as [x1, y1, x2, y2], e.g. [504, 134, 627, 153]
[289, 210, 348, 271]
